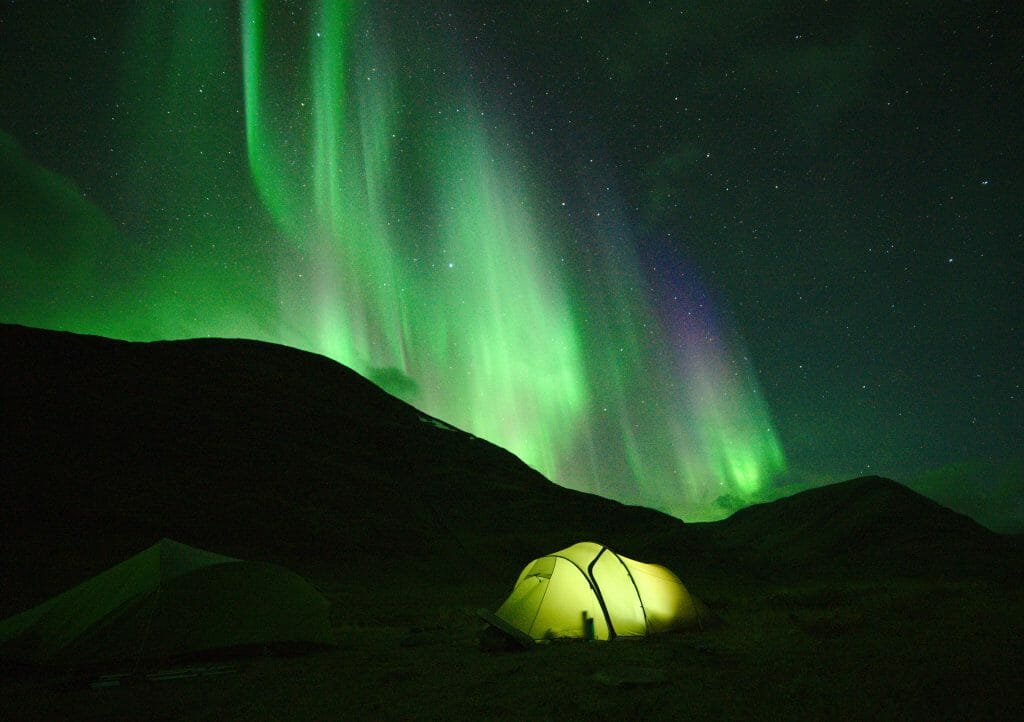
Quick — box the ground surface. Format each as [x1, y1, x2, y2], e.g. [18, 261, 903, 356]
[3, 570, 1022, 721]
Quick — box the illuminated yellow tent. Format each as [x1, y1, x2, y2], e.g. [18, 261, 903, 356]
[494, 542, 704, 641]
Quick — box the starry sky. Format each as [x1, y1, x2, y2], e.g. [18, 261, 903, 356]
[1, 1, 1021, 529]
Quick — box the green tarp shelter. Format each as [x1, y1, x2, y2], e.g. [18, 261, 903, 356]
[0, 538, 334, 667]
[493, 541, 705, 641]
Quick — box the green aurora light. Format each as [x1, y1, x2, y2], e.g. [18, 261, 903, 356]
[0, 0, 786, 520]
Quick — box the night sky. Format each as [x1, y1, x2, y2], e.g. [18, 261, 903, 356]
[2, 1, 1021, 528]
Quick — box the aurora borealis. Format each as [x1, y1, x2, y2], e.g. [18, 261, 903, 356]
[236, 0, 786, 514]
[2, 1, 1021, 526]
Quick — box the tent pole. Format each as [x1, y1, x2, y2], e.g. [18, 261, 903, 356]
[586, 547, 617, 639]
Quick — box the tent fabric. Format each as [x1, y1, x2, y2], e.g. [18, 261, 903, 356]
[495, 541, 703, 641]
[0, 538, 334, 667]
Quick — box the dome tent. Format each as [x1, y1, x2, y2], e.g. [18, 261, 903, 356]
[0, 538, 334, 668]
[493, 542, 704, 641]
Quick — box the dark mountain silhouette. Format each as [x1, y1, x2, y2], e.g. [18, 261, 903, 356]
[1, 323, 1017, 617]
[0, 323, 685, 615]
[708, 475, 1011, 577]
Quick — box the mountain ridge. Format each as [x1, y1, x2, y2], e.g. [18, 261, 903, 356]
[2, 323, 1017, 616]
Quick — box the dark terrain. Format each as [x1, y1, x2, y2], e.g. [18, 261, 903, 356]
[2, 323, 1021, 720]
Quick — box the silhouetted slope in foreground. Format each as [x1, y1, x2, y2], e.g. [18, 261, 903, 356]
[2, 324, 1018, 617]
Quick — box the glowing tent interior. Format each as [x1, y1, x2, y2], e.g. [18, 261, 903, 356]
[0, 538, 334, 667]
[491, 542, 706, 642]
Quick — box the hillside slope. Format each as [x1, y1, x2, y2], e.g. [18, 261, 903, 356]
[2, 324, 1017, 616]
[709, 475, 1011, 577]
[0, 324, 687, 614]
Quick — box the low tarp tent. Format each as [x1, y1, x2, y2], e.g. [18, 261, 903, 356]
[493, 542, 704, 641]
[0, 538, 334, 667]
